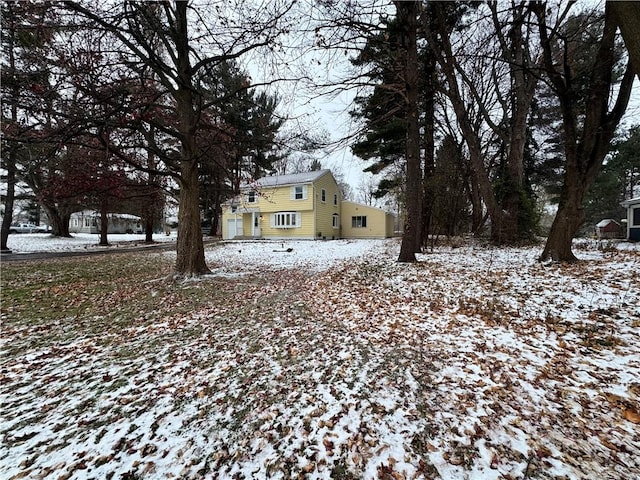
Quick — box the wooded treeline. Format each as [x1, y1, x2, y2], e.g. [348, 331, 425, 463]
[339, 0, 637, 262]
[1, 0, 638, 275]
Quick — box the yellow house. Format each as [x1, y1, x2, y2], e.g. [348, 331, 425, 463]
[221, 170, 395, 240]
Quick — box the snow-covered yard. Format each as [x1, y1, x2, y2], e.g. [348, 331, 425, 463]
[5, 232, 177, 254]
[1, 238, 639, 479]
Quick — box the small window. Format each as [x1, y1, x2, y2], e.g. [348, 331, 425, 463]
[633, 207, 640, 227]
[333, 194, 338, 206]
[291, 185, 307, 200]
[247, 191, 257, 203]
[332, 214, 339, 229]
[352, 216, 367, 228]
[321, 189, 326, 202]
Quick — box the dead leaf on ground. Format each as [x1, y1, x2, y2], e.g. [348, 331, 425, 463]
[622, 407, 640, 424]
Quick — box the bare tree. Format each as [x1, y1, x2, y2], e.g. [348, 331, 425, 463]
[61, 0, 296, 276]
[534, 2, 634, 261]
[426, 2, 541, 245]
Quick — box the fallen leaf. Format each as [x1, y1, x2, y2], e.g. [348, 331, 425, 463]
[622, 407, 640, 424]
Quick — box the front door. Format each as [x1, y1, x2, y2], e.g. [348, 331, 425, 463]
[252, 212, 261, 237]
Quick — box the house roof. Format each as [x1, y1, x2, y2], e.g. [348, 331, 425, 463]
[243, 169, 332, 189]
[596, 219, 620, 227]
[621, 197, 640, 207]
[342, 200, 395, 216]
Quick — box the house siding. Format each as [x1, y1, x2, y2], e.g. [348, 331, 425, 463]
[340, 201, 394, 239]
[312, 172, 341, 239]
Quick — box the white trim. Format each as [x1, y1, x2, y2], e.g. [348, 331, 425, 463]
[271, 211, 301, 229]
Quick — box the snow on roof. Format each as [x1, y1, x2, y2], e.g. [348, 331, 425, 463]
[596, 219, 620, 227]
[621, 197, 640, 207]
[243, 169, 331, 189]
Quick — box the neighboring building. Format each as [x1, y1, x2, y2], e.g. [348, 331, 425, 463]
[621, 197, 640, 241]
[594, 219, 623, 239]
[221, 170, 395, 240]
[69, 210, 143, 234]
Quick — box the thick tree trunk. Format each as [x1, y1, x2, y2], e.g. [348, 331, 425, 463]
[1, 160, 16, 253]
[397, 0, 422, 263]
[145, 214, 154, 243]
[43, 204, 72, 237]
[175, 159, 209, 275]
[540, 189, 584, 262]
[172, 2, 210, 276]
[610, 2, 640, 80]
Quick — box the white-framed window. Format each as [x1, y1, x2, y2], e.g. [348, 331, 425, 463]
[633, 207, 640, 226]
[247, 191, 257, 203]
[291, 185, 308, 200]
[271, 212, 301, 229]
[85, 218, 91, 227]
[352, 216, 367, 228]
[333, 193, 338, 206]
[321, 188, 326, 202]
[332, 213, 339, 229]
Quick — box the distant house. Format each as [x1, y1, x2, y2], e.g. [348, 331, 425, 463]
[595, 219, 623, 239]
[69, 210, 143, 234]
[221, 169, 395, 240]
[621, 197, 640, 241]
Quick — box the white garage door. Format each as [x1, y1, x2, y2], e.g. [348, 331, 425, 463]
[226, 219, 243, 239]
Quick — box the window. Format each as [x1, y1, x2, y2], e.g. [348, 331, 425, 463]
[321, 188, 326, 202]
[352, 216, 367, 228]
[291, 185, 307, 200]
[633, 207, 640, 227]
[271, 212, 300, 229]
[247, 191, 257, 203]
[333, 194, 338, 206]
[85, 218, 91, 227]
[332, 214, 339, 229]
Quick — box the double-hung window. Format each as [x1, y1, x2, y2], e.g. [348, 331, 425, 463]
[332, 214, 340, 229]
[321, 188, 327, 203]
[247, 191, 257, 203]
[271, 212, 300, 229]
[352, 216, 367, 228]
[291, 185, 307, 200]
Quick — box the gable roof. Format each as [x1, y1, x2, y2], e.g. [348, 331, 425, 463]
[596, 219, 620, 228]
[243, 169, 332, 189]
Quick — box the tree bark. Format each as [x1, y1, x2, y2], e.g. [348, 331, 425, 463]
[172, 2, 210, 276]
[610, 1, 640, 80]
[1, 159, 16, 252]
[175, 158, 209, 275]
[99, 198, 109, 246]
[44, 204, 72, 237]
[396, 0, 422, 262]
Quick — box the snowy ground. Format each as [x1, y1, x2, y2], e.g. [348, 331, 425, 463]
[2, 238, 639, 479]
[5, 232, 177, 254]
